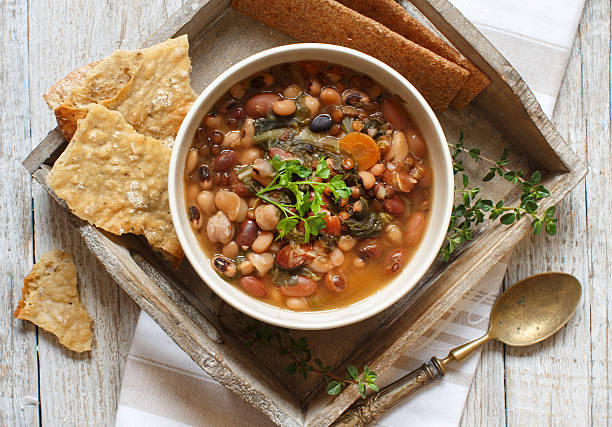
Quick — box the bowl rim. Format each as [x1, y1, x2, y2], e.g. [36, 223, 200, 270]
[169, 43, 453, 330]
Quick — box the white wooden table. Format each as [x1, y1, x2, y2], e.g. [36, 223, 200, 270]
[1, 1, 609, 425]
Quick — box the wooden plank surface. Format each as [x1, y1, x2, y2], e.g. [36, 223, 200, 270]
[0, 1, 39, 425]
[0, 0, 608, 426]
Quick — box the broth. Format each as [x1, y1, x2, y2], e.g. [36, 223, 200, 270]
[184, 61, 432, 311]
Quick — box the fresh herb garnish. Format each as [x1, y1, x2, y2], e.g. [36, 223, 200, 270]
[441, 131, 558, 261]
[256, 156, 351, 242]
[239, 321, 378, 399]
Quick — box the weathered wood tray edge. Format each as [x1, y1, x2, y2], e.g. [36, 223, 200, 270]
[23, 0, 588, 426]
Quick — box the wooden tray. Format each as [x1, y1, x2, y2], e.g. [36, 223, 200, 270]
[23, 1, 587, 425]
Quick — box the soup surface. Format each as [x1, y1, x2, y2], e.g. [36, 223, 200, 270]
[184, 61, 432, 311]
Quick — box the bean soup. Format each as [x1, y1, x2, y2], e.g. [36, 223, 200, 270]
[184, 61, 432, 311]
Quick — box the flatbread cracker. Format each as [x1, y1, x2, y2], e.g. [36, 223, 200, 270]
[47, 104, 183, 260]
[14, 250, 93, 353]
[335, 0, 490, 109]
[49, 36, 196, 144]
[231, 0, 469, 112]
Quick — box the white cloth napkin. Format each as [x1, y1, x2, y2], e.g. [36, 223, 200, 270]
[115, 1, 585, 425]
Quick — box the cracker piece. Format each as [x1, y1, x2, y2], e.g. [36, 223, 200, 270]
[50, 36, 196, 144]
[44, 61, 101, 111]
[14, 250, 93, 353]
[47, 104, 183, 260]
[335, 0, 490, 109]
[231, 0, 469, 111]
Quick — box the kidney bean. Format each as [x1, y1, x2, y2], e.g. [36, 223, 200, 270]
[212, 255, 237, 278]
[325, 268, 347, 292]
[381, 98, 408, 129]
[235, 220, 259, 249]
[245, 93, 281, 118]
[405, 212, 426, 247]
[384, 196, 405, 216]
[384, 249, 407, 275]
[279, 276, 317, 297]
[240, 276, 268, 298]
[323, 214, 341, 236]
[213, 150, 237, 172]
[407, 131, 427, 158]
[359, 238, 381, 260]
[275, 244, 310, 270]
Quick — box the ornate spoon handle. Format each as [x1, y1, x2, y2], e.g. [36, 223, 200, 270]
[331, 357, 446, 427]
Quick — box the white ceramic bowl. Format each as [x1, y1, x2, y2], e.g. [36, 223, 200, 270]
[170, 43, 453, 330]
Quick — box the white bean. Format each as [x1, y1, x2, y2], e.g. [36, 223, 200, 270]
[197, 190, 216, 215]
[247, 252, 274, 276]
[222, 241, 239, 258]
[329, 248, 345, 266]
[338, 235, 357, 251]
[241, 119, 255, 147]
[215, 190, 241, 221]
[255, 204, 280, 231]
[206, 211, 234, 244]
[285, 297, 310, 310]
[186, 148, 199, 174]
[384, 224, 404, 246]
[223, 130, 241, 148]
[252, 232, 274, 253]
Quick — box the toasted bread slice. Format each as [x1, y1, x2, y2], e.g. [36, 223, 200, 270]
[231, 0, 469, 111]
[335, 0, 490, 109]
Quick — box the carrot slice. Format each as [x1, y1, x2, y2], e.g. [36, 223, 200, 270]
[339, 132, 380, 170]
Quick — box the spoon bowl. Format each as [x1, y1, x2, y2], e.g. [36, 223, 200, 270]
[489, 272, 582, 346]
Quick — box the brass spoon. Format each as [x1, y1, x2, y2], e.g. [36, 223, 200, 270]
[333, 272, 582, 426]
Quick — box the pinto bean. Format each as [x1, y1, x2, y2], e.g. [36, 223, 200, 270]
[247, 252, 274, 276]
[385, 131, 409, 163]
[407, 131, 427, 158]
[325, 268, 347, 292]
[255, 204, 280, 231]
[252, 232, 274, 253]
[384, 249, 407, 275]
[275, 244, 309, 270]
[285, 297, 309, 310]
[206, 211, 234, 244]
[197, 191, 216, 215]
[279, 276, 317, 297]
[381, 97, 407, 129]
[212, 255, 237, 278]
[245, 93, 281, 118]
[309, 255, 333, 273]
[358, 238, 382, 260]
[405, 212, 426, 247]
[240, 276, 267, 298]
[235, 220, 259, 249]
[213, 150, 238, 172]
[223, 130, 241, 148]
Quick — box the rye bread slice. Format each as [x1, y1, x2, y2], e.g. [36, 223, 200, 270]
[231, 0, 469, 112]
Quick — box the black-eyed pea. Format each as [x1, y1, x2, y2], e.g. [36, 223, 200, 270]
[188, 205, 204, 230]
[212, 255, 237, 278]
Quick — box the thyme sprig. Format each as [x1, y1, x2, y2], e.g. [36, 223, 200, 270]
[441, 131, 558, 261]
[241, 323, 378, 399]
